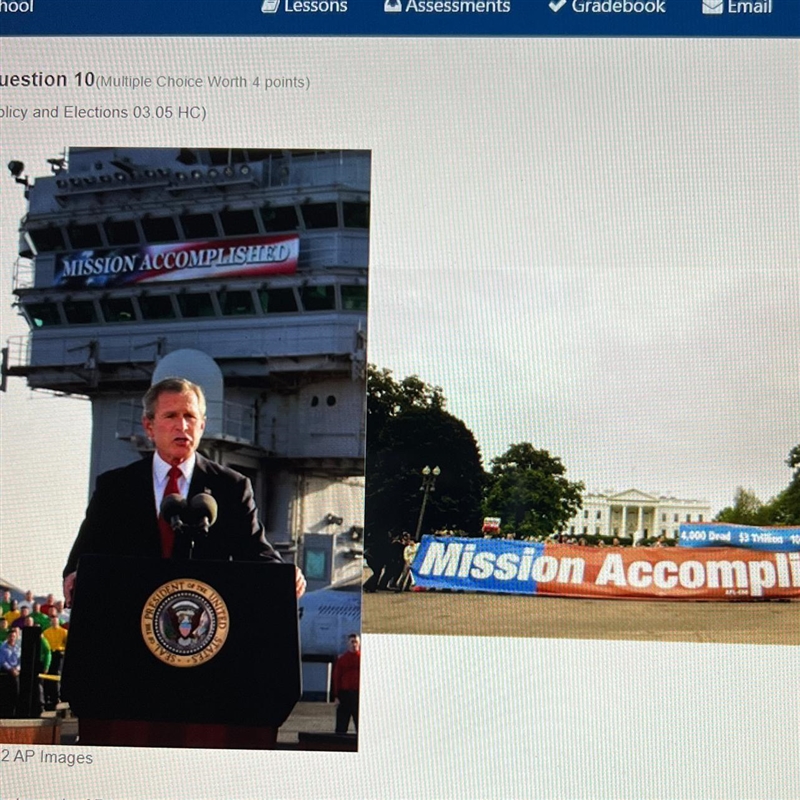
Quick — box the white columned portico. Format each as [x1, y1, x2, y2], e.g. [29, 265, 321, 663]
[564, 491, 712, 542]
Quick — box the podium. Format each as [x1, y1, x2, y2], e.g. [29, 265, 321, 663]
[61, 555, 301, 748]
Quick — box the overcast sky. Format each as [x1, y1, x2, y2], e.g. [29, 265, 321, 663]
[366, 39, 799, 514]
[1, 39, 797, 593]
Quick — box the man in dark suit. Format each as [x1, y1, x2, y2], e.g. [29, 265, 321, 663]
[63, 377, 306, 602]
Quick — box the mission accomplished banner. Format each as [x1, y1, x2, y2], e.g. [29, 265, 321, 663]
[53, 234, 299, 288]
[679, 523, 800, 553]
[411, 536, 800, 600]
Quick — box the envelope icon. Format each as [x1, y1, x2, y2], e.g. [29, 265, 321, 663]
[702, 0, 724, 13]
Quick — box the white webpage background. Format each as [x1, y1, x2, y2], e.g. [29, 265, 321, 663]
[0, 38, 797, 799]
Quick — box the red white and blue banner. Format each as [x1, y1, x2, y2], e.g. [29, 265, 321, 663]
[411, 536, 800, 600]
[679, 523, 800, 553]
[53, 234, 299, 288]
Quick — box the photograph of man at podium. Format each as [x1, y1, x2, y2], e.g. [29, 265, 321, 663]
[61, 377, 308, 749]
[63, 377, 307, 600]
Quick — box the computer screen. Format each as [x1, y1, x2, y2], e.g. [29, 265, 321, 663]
[0, 2, 797, 798]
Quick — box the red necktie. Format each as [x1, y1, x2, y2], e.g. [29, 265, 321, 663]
[158, 465, 183, 558]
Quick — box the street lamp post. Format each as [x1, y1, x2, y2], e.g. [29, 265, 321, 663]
[414, 465, 440, 542]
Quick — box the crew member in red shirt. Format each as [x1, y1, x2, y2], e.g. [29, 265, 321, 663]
[332, 633, 360, 734]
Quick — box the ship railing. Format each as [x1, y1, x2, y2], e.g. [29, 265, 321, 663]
[4, 335, 31, 369]
[116, 399, 145, 441]
[273, 151, 370, 190]
[116, 397, 256, 445]
[13, 331, 355, 375]
[221, 399, 256, 442]
[12, 258, 35, 292]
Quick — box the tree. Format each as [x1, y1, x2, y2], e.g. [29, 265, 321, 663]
[367, 365, 445, 435]
[483, 443, 584, 539]
[716, 446, 800, 526]
[716, 487, 774, 525]
[365, 367, 484, 545]
[771, 445, 800, 524]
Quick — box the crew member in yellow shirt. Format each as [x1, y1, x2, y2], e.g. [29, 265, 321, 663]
[42, 613, 68, 710]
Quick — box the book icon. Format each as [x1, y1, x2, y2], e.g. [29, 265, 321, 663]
[385, 0, 403, 11]
[262, 0, 280, 13]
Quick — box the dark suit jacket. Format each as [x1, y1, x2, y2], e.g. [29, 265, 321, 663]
[64, 453, 282, 576]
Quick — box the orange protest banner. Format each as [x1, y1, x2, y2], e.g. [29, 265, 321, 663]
[536, 544, 800, 601]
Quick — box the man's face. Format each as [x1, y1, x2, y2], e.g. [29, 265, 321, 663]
[347, 636, 360, 653]
[142, 391, 206, 465]
[7, 629, 18, 646]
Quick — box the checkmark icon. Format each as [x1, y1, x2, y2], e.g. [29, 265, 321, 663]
[550, 0, 568, 11]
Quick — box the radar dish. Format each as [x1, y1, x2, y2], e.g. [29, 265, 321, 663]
[152, 349, 224, 436]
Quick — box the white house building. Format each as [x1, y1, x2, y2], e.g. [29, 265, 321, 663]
[563, 489, 712, 543]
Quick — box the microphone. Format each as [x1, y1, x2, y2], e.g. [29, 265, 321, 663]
[189, 493, 218, 532]
[160, 493, 187, 531]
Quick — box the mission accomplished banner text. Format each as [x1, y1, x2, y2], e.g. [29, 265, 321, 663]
[53, 233, 299, 288]
[411, 536, 800, 600]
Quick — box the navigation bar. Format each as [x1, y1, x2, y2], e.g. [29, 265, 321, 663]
[0, 0, 796, 36]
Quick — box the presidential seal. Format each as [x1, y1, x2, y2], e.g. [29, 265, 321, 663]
[141, 579, 229, 667]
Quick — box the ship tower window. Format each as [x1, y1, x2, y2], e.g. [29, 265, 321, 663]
[260, 205, 299, 232]
[258, 287, 298, 314]
[139, 295, 177, 320]
[180, 212, 218, 240]
[341, 285, 367, 311]
[301, 203, 338, 229]
[28, 226, 66, 253]
[177, 292, 216, 318]
[342, 202, 369, 228]
[220, 289, 255, 316]
[67, 222, 103, 249]
[25, 302, 62, 327]
[104, 219, 140, 246]
[141, 216, 179, 243]
[63, 300, 98, 324]
[299, 285, 335, 311]
[100, 296, 136, 323]
[207, 148, 248, 165]
[219, 208, 259, 236]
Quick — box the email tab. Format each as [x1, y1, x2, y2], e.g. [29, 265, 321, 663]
[727, 0, 774, 13]
[702, 0, 775, 14]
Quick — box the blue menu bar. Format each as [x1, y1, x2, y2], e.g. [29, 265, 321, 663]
[0, 0, 796, 36]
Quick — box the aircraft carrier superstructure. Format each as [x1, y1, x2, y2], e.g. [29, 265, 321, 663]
[5, 147, 368, 598]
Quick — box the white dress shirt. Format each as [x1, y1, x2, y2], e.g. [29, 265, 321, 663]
[152, 452, 196, 517]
